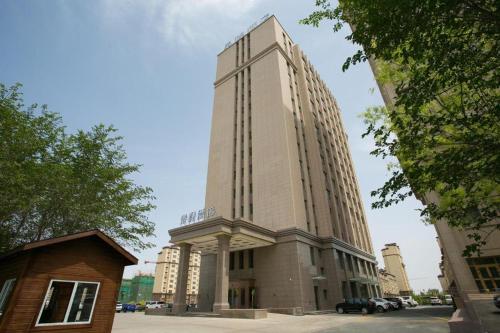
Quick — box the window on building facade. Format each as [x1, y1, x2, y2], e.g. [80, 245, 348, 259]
[0, 278, 16, 317]
[310, 246, 315, 266]
[239, 251, 244, 269]
[230, 252, 235, 270]
[36, 280, 100, 326]
[467, 256, 500, 292]
[249, 249, 254, 269]
[346, 254, 353, 272]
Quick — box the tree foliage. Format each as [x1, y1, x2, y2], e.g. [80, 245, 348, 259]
[0, 83, 156, 252]
[301, 1, 500, 255]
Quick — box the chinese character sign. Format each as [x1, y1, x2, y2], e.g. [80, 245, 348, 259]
[180, 207, 217, 226]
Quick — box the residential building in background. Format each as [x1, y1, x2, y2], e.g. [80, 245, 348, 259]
[152, 246, 201, 304]
[378, 269, 400, 297]
[368, 58, 500, 333]
[381, 243, 412, 296]
[128, 273, 154, 303]
[168, 15, 380, 314]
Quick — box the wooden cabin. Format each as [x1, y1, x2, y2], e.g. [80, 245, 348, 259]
[0, 230, 138, 333]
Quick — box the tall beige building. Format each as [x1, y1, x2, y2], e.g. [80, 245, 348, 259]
[152, 246, 201, 304]
[381, 243, 412, 295]
[369, 56, 500, 333]
[168, 15, 380, 314]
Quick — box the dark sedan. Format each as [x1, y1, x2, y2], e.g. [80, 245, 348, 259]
[336, 298, 376, 314]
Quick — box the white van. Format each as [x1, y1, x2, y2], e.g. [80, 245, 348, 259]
[145, 301, 166, 309]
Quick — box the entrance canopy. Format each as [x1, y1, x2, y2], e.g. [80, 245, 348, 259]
[168, 217, 276, 254]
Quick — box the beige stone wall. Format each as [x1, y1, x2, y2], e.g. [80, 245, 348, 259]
[206, 15, 375, 252]
[205, 78, 237, 220]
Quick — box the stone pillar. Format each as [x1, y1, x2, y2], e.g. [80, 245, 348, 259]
[172, 243, 192, 314]
[213, 234, 231, 312]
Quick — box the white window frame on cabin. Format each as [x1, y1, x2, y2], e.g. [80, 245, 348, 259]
[35, 279, 100, 327]
[0, 278, 16, 316]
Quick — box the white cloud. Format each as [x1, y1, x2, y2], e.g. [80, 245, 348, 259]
[100, 0, 262, 48]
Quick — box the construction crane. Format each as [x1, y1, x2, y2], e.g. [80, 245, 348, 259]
[144, 260, 176, 264]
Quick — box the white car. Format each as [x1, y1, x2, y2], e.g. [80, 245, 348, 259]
[401, 296, 418, 307]
[382, 298, 399, 310]
[370, 298, 390, 312]
[145, 301, 166, 309]
[444, 295, 453, 305]
[116, 302, 123, 313]
[430, 297, 443, 305]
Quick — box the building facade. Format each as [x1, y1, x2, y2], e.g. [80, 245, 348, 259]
[152, 246, 201, 304]
[378, 269, 400, 297]
[368, 58, 500, 333]
[381, 243, 412, 296]
[168, 15, 380, 314]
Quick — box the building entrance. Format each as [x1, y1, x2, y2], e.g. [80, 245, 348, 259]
[228, 280, 255, 309]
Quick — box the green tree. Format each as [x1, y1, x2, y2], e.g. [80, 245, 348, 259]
[0, 83, 156, 252]
[301, 1, 500, 255]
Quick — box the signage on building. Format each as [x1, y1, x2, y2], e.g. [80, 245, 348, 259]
[180, 207, 216, 226]
[224, 14, 270, 50]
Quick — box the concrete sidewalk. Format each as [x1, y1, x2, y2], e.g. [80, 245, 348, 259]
[112, 306, 453, 333]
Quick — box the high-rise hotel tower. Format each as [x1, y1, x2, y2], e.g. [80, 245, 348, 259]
[169, 15, 380, 314]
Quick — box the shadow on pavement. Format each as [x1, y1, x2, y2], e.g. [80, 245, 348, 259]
[375, 306, 454, 319]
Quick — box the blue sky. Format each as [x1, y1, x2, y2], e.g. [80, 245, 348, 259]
[0, 0, 441, 291]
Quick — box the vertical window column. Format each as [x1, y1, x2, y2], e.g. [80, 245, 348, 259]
[234, 41, 243, 219]
[239, 68, 245, 218]
[247, 65, 253, 220]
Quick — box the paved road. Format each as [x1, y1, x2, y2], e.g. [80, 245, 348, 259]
[112, 305, 454, 333]
[315, 306, 453, 333]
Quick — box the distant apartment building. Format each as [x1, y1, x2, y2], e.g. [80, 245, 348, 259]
[378, 269, 400, 297]
[381, 243, 412, 296]
[152, 246, 201, 304]
[168, 15, 380, 314]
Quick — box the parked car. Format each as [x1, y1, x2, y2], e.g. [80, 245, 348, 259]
[385, 298, 400, 310]
[494, 295, 500, 309]
[430, 297, 443, 305]
[370, 298, 391, 312]
[444, 295, 453, 305]
[384, 297, 403, 310]
[146, 301, 166, 309]
[122, 303, 136, 312]
[116, 302, 123, 313]
[336, 298, 376, 314]
[401, 296, 418, 307]
[135, 303, 146, 311]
